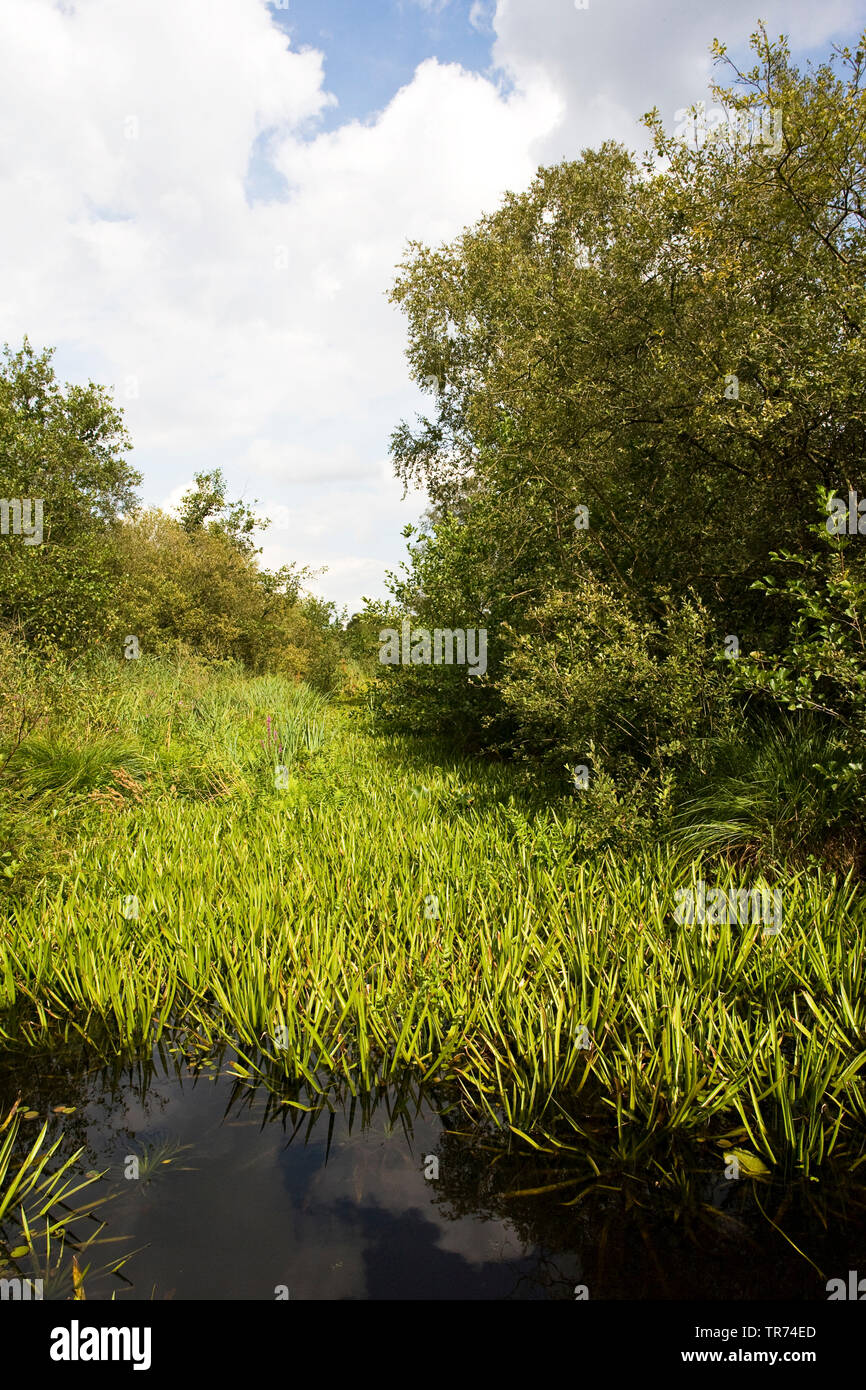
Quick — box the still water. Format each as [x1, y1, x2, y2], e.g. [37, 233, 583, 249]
[2, 1042, 865, 1300]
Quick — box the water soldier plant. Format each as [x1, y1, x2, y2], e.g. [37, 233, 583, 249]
[1, 656, 864, 1181]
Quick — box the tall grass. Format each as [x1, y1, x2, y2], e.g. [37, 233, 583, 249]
[7, 736, 149, 797]
[0, 654, 864, 1175]
[674, 714, 864, 868]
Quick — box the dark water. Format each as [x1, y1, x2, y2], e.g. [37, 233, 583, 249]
[2, 1043, 866, 1301]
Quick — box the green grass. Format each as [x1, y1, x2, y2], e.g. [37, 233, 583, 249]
[7, 734, 149, 797]
[1, 655, 865, 1177]
[0, 1101, 134, 1299]
[674, 714, 865, 868]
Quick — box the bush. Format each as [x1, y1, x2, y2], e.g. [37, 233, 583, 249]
[498, 580, 733, 791]
[734, 527, 866, 770]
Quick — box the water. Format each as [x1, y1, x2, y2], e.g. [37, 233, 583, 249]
[2, 1043, 865, 1300]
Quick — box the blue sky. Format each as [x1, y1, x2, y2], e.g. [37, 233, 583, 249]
[246, 0, 500, 203]
[270, 0, 498, 128]
[1, 0, 863, 614]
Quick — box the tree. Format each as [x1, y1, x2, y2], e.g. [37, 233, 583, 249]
[382, 26, 866, 775]
[177, 468, 267, 558]
[0, 338, 140, 648]
[115, 509, 344, 688]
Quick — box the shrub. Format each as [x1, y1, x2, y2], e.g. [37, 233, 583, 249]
[733, 528, 866, 772]
[498, 580, 733, 791]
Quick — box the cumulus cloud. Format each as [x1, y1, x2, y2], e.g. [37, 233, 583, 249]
[490, 0, 865, 165]
[0, 0, 566, 608]
[0, 0, 860, 610]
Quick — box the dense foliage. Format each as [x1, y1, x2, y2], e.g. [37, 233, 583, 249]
[2, 654, 864, 1182]
[1, 25, 865, 1218]
[371, 27, 866, 866]
[0, 339, 138, 648]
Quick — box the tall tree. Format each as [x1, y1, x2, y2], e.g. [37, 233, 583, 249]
[390, 27, 866, 634]
[177, 468, 268, 558]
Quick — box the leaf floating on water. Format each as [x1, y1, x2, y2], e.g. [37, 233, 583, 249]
[9, 1245, 29, 1258]
[22, 1110, 39, 1120]
[502, 1178, 586, 1198]
[53, 1105, 76, 1114]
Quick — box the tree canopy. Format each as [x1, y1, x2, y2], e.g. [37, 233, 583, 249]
[376, 26, 866, 827]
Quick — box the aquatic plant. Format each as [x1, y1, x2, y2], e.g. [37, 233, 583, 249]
[1, 660, 864, 1176]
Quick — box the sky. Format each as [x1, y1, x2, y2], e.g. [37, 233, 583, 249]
[1, 0, 863, 616]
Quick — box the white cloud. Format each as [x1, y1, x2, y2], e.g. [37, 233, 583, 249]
[489, 0, 864, 166]
[469, 1, 495, 31]
[0, 0, 859, 611]
[0, 0, 564, 609]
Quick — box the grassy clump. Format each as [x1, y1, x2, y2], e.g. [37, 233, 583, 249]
[674, 714, 866, 873]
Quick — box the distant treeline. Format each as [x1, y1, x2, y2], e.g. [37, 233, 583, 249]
[0, 338, 354, 691]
